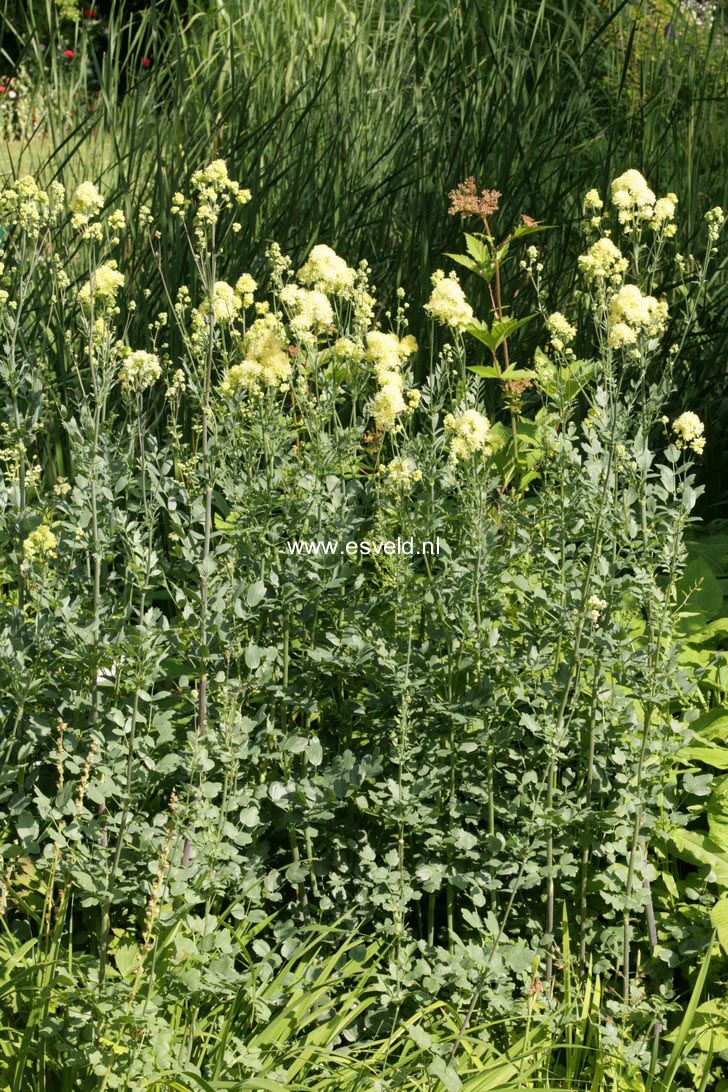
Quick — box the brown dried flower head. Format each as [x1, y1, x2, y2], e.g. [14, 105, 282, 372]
[448, 177, 501, 221]
[504, 378, 533, 397]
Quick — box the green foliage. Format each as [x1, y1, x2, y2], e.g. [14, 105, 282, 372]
[0, 152, 724, 1086]
[0, 0, 726, 1084]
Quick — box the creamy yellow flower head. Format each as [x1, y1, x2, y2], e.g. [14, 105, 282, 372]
[280, 284, 334, 337]
[190, 160, 251, 205]
[118, 349, 162, 392]
[71, 181, 104, 229]
[608, 284, 668, 349]
[672, 411, 705, 455]
[220, 360, 264, 397]
[188, 160, 251, 239]
[365, 331, 416, 382]
[583, 189, 603, 213]
[586, 594, 607, 623]
[546, 311, 576, 352]
[651, 193, 678, 236]
[245, 313, 292, 387]
[705, 206, 725, 243]
[205, 281, 241, 324]
[0, 176, 63, 235]
[297, 245, 356, 295]
[23, 524, 58, 562]
[382, 456, 422, 490]
[235, 273, 257, 308]
[373, 376, 406, 431]
[445, 409, 493, 464]
[578, 237, 629, 284]
[610, 169, 655, 227]
[78, 262, 125, 312]
[332, 337, 365, 364]
[425, 270, 473, 331]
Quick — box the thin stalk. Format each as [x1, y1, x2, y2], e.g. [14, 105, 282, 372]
[578, 661, 600, 973]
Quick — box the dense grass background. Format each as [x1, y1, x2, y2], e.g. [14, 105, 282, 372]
[1, 0, 726, 507]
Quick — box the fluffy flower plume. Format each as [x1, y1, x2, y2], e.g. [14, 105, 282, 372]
[297, 245, 356, 295]
[202, 281, 241, 324]
[586, 594, 607, 623]
[71, 181, 103, 230]
[78, 262, 124, 312]
[23, 524, 58, 562]
[365, 331, 417, 382]
[382, 456, 422, 490]
[445, 409, 493, 464]
[651, 193, 678, 236]
[610, 169, 656, 228]
[583, 189, 603, 212]
[672, 411, 705, 455]
[235, 273, 257, 307]
[280, 285, 334, 338]
[365, 331, 417, 431]
[546, 312, 576, 351]
[220, 313, 292, 396]
[118, 350, 162, 392]
[424, 270, 473, 331]
[705, 206, 725, 242]
[578, 238, 629, 284]
[607, 284, 668, 349]
[373, 377, 407, 431]
[184, 160, 251, 239]
[0, 176, 64, 235]
[448, 177, 500, 220]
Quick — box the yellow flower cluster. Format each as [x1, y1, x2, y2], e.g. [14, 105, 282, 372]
[424, 270, 473, 331]
[546, 311, 577, 352]
[0, 176, 64, 235]
[672, 411, 705, 455]
[577, 237, 629, 284]
[366, 331, 417, 431]
[183, 160, 251, 239]
[297, 245, 356, 295]
[118, 349, 162, 392]
[207, 281, 240, 324]
[608, 170, 679, 236]
[586, 594, 607, 623]
[610, 169, 656, 228]
[23, 523, 58, 562]
[652, 193, 678, 236]
[71, 181, 104, 231]
[607, 284, 668, 350]
[372, 381, 406, 431]
[235, 273, 257, 308]
[706, 206, 725, 243]
[167, 368, 186, 398]
[78, 262, 125, 313]
[583, 189, 603, 213]
[331, 337, 365, 365]
[444, 408, 493, 464]
[220, 313, 292, 396]
[279, 285, 334, 339]
[382, 456, 422, 490]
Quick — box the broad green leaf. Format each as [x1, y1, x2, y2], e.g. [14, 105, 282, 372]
[710, 899, 728, 954]
[677, 559, 724, 631]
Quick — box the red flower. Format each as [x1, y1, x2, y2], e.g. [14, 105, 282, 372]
[0, 86, 6, 93]
[63, 49, 75, 58]
[141, 56, 151, 68]
[83, 7, 97, 15]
